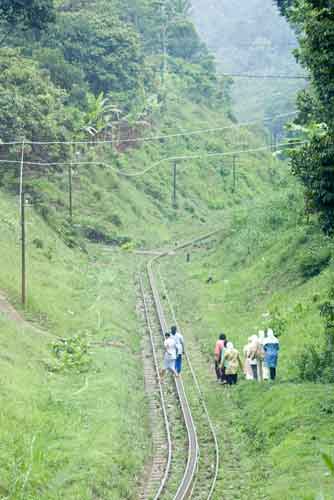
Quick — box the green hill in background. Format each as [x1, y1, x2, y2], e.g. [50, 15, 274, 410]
[0, 0, 333, 498]
[191, 0, 306, 123]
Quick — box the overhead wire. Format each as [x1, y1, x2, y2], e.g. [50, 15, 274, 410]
[0, 111, 299, 147]
[221, 73, 308, 80]
[0, 139, 309, 178]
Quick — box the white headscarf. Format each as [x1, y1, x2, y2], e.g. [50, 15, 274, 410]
[226, 341, 234, 350]
[264, 328, 279, 344]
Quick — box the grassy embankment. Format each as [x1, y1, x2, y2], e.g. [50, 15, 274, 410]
[0, 193, 151, 499]
[21, 100, 275, 250]
[0, 98, 287, 498]
[161, 173, 334, 499]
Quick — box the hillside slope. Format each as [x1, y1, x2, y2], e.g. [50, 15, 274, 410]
[1, 0, 334, 498]
[161, 177, 334, 499]
[0, 93, 285, 497]
[191, 0, 305, 121]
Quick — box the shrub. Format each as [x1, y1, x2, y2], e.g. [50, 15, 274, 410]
[297, 345, 334, 383]
[296, 345, 323, 382]
[59, 221, 85, 249]
[266, 210, 284, 230]
[267, 307, 287, 337]
[93, 190, 102, 201]
[82, 224, 131, 247]
[50, 334, 92, 373]
[82, 225, 112, 243]
[32, 238, 44, 249]
[297, 285, 334, 382]
[110, 213, 122, 227]
[299, 247, 331, 279]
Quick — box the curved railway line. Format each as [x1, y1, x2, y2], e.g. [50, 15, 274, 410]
[139, 230, 221, 499]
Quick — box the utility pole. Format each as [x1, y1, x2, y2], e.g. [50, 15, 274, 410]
[21, 191, 26, 307]
[19, 139, 25, 215]
[172, 161, 177, 208]
[162, 24, 167, 87]
[270, 131, 277, 152]
[273, 131, 277, 152]
[232, 155, 237, 193]
[68, 162, 73, 221]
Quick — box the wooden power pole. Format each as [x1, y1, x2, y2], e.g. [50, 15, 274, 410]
[68, 163, 73, 221]
[172, 161, 177, 208]
[232, 155, 237, 193]
[21, 191, 26, 306]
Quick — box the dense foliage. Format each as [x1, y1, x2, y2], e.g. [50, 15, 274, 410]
[0, 0, 229, 171]
[47, 10, 144, 100]
[275, 0, 294, 15]
[274, 0, 334, 234]
[298, 283, 334, 382]
[0, 48, 79, 180]
[0, 0, 55, 34]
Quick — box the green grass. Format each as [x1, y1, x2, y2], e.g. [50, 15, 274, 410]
[0, 314, 149, 499]
[160, 183, 334, 499]
[1, 95, 327, 498]
[0, 193, 151, 499]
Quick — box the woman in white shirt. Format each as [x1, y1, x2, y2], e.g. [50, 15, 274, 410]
[171, 325, 185, 374]
[160, 332, 178, 378]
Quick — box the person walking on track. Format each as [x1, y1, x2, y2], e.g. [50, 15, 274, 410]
[263, 329, 280, 381]
[214, 333, 227, 382]
[223, 341, 243, 385]
[243, 337, 254, 380]
[161, 332, 178, 379]
[244, 334, 261, 380]
[258, 330, 269, 380]
[171, 325, 184, 374]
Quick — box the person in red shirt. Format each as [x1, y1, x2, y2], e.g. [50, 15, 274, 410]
[214, 333, 227, 382]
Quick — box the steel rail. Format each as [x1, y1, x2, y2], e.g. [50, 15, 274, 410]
[145, 228, 222, 499]
[158, 267, 220, 500]
[147, 257, 199, 500]
[139, 275, 173, 500]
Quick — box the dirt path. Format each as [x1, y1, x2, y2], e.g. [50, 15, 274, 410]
[0, 290, 52, 338]
[0, 291, 25, 324]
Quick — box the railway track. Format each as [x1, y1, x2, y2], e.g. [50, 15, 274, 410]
[157, 266, 220, 500]
[139, 275, 172, 500]
[139, 230, 221, 499]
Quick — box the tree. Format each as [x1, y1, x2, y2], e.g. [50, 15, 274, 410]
[167, 20, 204, 61]
[275, 0, 334, 233]
[48, 11, 144, 106]
[0, 48, 78, 168]
[33, 47, 88, 102]
[0, 0, 55, 31]
[291, 136, 334, 234]
[274, 0, 294, 16]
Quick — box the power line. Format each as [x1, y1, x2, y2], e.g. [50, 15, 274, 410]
[221, 73, 308, 80]
[228, 43, 298, 48]
[0, 111, 298, 147]
[0, 140, 309, 177]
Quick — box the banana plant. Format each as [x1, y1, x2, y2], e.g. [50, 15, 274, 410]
[83, 92, 122, 140]
[172, 0, 192, 16]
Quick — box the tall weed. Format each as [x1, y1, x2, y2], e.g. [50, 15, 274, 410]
[297, 284, 334, 382]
